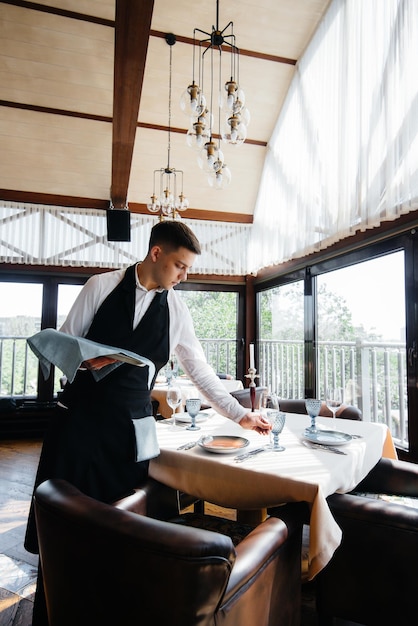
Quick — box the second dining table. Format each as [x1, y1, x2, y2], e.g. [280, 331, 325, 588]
[149, 410, 397, 580]
[150, 376, 244, 419]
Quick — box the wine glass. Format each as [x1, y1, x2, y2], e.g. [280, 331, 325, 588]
[258, 389, 270, 416]
[325, 387, 343, 424]
[167, 385, 182, 428]
[185, 398, 201, 431]
[164, 361, 173, 386]
[305, 398, 322, 433]
[266, 410, 286, 451]
[170, 354, 179, 379]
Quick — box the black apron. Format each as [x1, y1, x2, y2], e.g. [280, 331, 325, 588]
[25, 264, 170, 554]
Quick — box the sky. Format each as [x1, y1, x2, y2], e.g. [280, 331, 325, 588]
[0, 283, 82, 319]
[317, 250, 405, 341]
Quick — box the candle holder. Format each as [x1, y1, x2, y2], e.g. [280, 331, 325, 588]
[245, 367, 259, 411]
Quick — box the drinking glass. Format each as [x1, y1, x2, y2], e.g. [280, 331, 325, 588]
[185, 398, 201, 431]
[266, 410, 286, 451]
[167, 385, 182, 428]
[325, 387, 343, 423]
[170, 354, 179, 379]
[164, 361, 173, 386]
[258, 389, 270, 416]
[305, 398, 322, 433]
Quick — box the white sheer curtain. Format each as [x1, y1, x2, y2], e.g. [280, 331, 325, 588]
[0, 201, 250, 275]
[249, 0, 418, 273]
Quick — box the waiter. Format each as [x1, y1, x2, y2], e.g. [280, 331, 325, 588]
[25, 220, 270, 625]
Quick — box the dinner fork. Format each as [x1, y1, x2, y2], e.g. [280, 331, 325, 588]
[177, 436, 213, 450]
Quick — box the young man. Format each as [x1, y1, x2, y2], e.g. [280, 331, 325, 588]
[25, 220, 269, 625]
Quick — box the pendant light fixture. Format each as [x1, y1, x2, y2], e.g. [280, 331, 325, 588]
[180, 0, 250, 189]
[147, 33, 189, 220]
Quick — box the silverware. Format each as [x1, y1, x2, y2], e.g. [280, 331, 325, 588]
[177, 441, 197, 450]
[177, 436, 212, 450]
[234, 447, 266, 462]
[302, 440, 347, 455]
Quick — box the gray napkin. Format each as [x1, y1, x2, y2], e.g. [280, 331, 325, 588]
[27, 328, 155, 386]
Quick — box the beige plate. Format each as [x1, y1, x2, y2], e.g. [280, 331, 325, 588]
[199, 435, 249, 454]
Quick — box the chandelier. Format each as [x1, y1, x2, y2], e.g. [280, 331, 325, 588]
[147, 34, 189, 220]
[180, 0, 250, 189]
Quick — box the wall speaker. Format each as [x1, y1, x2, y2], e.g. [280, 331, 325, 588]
[106, 209, 131, 242]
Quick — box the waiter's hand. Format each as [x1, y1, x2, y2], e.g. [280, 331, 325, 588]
[81, 356, 118, 370]
[238, 412, 272, 435]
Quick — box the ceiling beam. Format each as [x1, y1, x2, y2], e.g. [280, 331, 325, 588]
[111, 0, 154, 208]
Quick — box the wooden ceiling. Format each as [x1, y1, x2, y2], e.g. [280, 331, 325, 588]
[0, 0, 331, 222]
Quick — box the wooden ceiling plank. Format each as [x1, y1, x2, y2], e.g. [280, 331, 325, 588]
[111, 0, 154, 208]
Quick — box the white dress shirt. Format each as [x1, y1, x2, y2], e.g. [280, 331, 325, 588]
[60, 265, 248, 423]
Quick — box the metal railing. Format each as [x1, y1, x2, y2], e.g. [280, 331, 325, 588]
[0, 336, 39, 397]
[259, 339, 407, 448]
[1, 335, 407, 448]
[0, 336, 240, 399]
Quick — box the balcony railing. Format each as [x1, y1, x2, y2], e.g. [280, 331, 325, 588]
[0, 336, 240, 399]
[1, 335, 407, 449]
[259, 339, 407, 449]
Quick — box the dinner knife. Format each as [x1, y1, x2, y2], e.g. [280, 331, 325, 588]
[234, 447, 266, 462]
[302, 440, 347, 455]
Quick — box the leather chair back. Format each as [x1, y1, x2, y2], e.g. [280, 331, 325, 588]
[316, 458, 418, 625]
[230, 386, 268, 408]
[277, 398, 362, 420]
[35, 478, 303, 626]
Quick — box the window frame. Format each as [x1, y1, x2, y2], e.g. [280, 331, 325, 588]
[254, 231, 418, 463]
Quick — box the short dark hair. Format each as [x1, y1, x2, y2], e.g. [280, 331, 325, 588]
[148, 221, 201, 255]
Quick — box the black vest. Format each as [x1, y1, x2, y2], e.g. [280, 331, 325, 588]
[61, 264, 170, 417]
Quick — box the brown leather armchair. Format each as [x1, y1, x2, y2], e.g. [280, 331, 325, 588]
[276, 398, 362, 420]
[315, 458, 418, 625]
[230, 391, 362, 420]
[34, 478, 303, 626]
[230, 386, 268, 408]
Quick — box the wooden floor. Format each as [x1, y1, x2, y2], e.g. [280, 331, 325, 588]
[0, 439, 40, 626]
[0, 438, 322, 626]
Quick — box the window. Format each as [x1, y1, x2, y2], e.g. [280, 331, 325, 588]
[317, 252, 407, 447]
[255, 231, 418, 462]
[257, 280, 304, 397]
[0, 281, 43, 397]
[176, 286, 244, 379]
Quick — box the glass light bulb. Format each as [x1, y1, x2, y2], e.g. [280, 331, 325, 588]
[223, 116, 247, 145]
[208, 164, 231, 189]
[180, 82, 203, 117]
[240, 106, 251, 126]
[197, 141, 222, 172]
[147, 197, 160, 213]
[186, 121, 209, 151]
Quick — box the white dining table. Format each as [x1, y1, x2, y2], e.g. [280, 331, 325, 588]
[149, 411, 396, 580]
[151, 377, 243, 418]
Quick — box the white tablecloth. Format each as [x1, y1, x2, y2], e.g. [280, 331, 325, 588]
[151, 378, 243, 418]
[150, 412, 395, 579]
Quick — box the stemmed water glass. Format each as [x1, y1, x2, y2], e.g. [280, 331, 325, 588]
[325, 387, 343, 424]
[266, 410, 286, 451]
[185, 397, 201, 431]
[305, 398, 322, 433]
[167, 385, 182, 428]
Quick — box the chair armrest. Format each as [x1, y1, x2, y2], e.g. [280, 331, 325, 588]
[353, 457, 418, 497]
[328, 491, 418, 529]
[112, 477, 179, 520]
[220, 516, 302, 626]
[224, 517, 288, 594]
